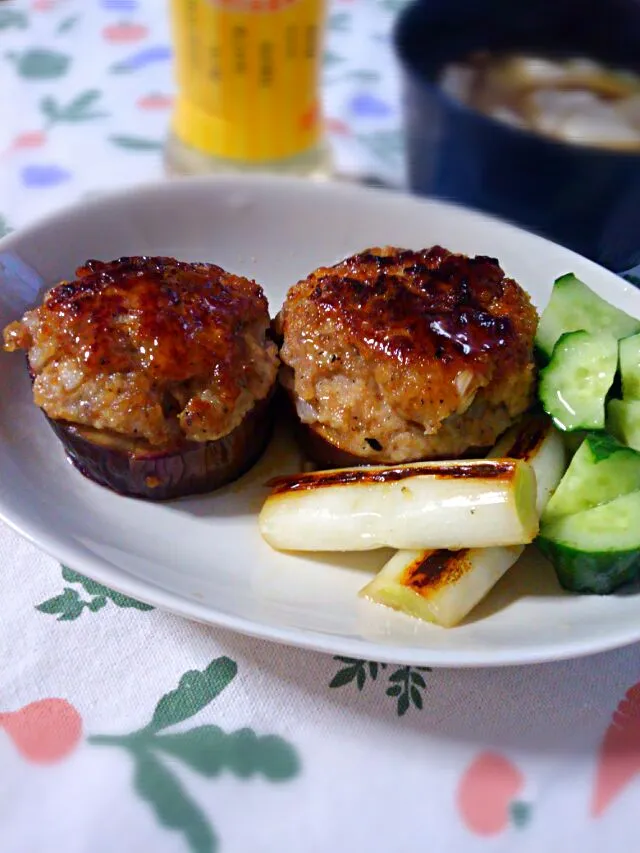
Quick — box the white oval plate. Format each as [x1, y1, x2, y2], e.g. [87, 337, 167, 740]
[1, 175, 638, 667]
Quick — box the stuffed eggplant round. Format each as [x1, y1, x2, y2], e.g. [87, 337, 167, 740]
[3, 256, 278, 500]
[276, 246, 538, 467]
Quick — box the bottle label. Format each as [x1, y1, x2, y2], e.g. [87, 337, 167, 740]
[170, 0, 325, 162]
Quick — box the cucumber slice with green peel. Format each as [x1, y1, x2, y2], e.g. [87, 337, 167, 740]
[607, 399, 640, 452]
[619, 333, 640, 400]
[542, 432, 640, 522]
[539, 331, 618, 432]
[536, 273, 640, 361]
[538, 491, 640, 593]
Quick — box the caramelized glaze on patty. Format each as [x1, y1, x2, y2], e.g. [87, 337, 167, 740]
[277, 246, 538, 462]
[4, 256, 278, 447]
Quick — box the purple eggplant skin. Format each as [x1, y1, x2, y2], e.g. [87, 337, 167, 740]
[45, 394, 274, 501]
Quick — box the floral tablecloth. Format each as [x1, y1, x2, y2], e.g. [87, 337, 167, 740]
[2, 2, 640, 852]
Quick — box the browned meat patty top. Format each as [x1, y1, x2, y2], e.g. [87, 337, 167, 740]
[278, 246, 538, 462]
[27, 256, 268, 381]
[4, 257, 278, 447]
[285, 246, 535, 369]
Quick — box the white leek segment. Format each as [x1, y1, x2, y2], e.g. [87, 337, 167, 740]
[489, 414, 567, 515]
[259, 458, 538, 552]
[360, 545, 525, 628]
[360, 415, 567, 627]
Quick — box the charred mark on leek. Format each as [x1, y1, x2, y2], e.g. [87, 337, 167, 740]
[266, 459, 516, 495]
[401, 549, 470, 593]
[495, 412, 549, 461]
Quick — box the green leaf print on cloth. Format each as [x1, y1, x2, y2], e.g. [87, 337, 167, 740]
[109, 134, 164, 150]
[329, 657, 387, 691]
[40, 90, 108, 125]
[35, 588, 87, 622]
[89, 658, 301, 853]
[356, 129, 404, 164]
[134, 751, 217, 853]
[329, 657, 431, 716]
[150, 726, 299, 781]
[148, 658, 238, 732]
[323, 49, 346, 67]
[36, 566, 153, 620]
[56, 15, 79, 35]
[0, 9, 28, 30]
[376, 0, 411, 12]
[6, 49, 71, 79]
[386, 666, 429, 716]
[328, 12, 351, 32]
[510, 800, 533, 829]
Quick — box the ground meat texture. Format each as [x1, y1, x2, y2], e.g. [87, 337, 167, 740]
[3, 256, 278, 447]
[276, 246, 538, 463]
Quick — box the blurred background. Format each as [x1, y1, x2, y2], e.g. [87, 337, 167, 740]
[0, 0, 406, 229]
[4, 0, 640, 271]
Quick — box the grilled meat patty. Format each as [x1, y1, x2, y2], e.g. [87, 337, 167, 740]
[276, 246, 538, 463]
[4, 256, 279, 450]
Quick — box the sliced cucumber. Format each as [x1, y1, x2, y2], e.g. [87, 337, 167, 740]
[538, 491, 640, 593]
[536, 273, 640, 361]
[539, 330, 618, 432]
[607, 398, 640, 452]
[619, 332, 640, 400]
[542, 432, 640, 522]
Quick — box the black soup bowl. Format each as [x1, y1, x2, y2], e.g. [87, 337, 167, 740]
[394, 0, 640, 272]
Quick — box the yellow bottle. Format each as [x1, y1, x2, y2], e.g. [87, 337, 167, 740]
[165, 0, 333, 178]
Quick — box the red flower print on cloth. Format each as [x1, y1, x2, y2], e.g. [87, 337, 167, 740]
[11, 132, 47, 150]
[592, 681, 640, 817]
[0, 699, 82, 763]
[102, 23, 149, 43]
[325, 117, 350, 136]
[458, 752, 526, 835]
[137, 93, 173, 110]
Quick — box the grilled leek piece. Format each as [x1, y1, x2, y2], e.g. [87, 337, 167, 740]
[259, 458, 538, 552]
[360, 415, 566, 626]
[489, 413, 567, 515]
[361, 545, 525, 628]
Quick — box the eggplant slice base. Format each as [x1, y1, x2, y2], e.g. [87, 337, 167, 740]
[46, 394, 274, 501]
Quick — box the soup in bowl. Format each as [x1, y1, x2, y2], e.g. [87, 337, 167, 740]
[395, 0, 640, 272]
